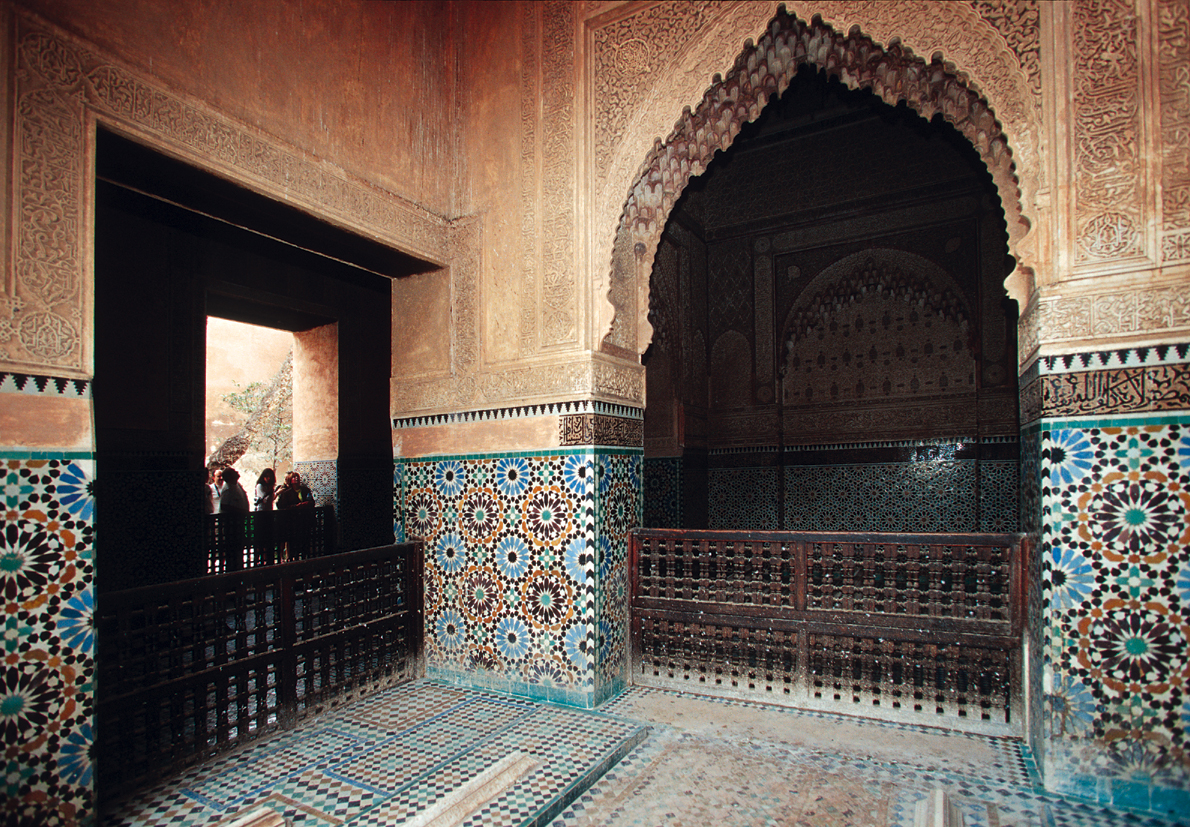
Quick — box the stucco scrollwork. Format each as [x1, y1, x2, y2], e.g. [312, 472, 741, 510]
[1037, 285, 1190, 346]
[4, 12, 449, 377]
[520, 1, 540, 355]
[1072, 0, 1146, 264]
[596, 4, 1038, 361]
[1158, 0, 1190, 257]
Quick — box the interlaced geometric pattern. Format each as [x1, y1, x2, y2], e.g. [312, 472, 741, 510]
[630, 529, 1026, 733]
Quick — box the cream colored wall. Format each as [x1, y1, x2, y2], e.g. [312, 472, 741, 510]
[22, 0, 457, 216]
[294, 323, 338, 463]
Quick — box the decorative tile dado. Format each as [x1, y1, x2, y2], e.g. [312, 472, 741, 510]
[3, 12, 446, 376]
[642, 457, 681, 529]
[593, 451, 640, 703]
[1042, 364, 1190, 418]
[397, 447, 640, 707]
[0, 372, 90, 398]
[1040, 417, 1190, 806]
[402, 450, 598, 704]
[559, 414, 644, 448]
[0, 455, 95, 825]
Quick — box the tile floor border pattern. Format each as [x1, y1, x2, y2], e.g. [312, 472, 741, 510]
[102, 680, 649, 827]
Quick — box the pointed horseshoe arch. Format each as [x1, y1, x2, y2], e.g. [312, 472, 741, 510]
[602, 7, 1032, 358]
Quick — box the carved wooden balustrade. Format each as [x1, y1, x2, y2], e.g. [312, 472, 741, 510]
[629, 529, 1028, 734]
[96, 542, 424, 803]
[205, 505, 335, 575]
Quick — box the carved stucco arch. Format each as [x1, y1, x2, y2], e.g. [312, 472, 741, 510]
[600, 4, 1037, 359]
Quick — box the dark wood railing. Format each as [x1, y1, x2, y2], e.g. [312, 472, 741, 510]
[96, 542, 424, 802]
[630, 529, 1028, 733]
[204, 505, 335, 574]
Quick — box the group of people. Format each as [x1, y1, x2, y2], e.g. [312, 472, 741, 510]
[205, 466, 315, 570]
[206, 468, 313, 515]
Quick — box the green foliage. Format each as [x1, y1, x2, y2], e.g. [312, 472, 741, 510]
[223, 375, 293, 469]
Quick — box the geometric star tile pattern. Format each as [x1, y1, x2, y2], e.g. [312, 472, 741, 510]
[550, 687, 1185, 827]
[1, 454, 96, 827]
[100, 680, 1183, 827]
[396, 449, 640, 708]
[1039, 418, 1190, 814]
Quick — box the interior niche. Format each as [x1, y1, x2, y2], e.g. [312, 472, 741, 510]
[642, 65, 1019, 533]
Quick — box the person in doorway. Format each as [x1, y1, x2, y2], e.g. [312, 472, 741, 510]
[217, 467, 250, 571]
[209, 467, 223, 513]
[276, 471, 314, 560]
[253, 468, 278, 563]
[254, 468, 277, 511]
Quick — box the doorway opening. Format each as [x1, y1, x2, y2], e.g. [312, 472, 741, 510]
[205, 318, 294, 492]
[641, 64, 1019, 532]
[92, 125, 429, 589]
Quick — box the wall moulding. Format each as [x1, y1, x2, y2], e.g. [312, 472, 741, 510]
[1041, 363, 1190, 418]
[1035, 279, 1190, 351]
[1, 9, 448, 379]
[590, 2, 1044, 362]
[392, 352, 645, 419]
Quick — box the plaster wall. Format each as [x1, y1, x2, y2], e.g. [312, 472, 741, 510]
[293, 323, 338, 463]
[20, 0, 457, 216]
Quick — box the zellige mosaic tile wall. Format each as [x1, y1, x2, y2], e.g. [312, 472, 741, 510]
[398, 450, 603, 707]
[1, 454, 96, 825]
[1041, 417, 1190, 814]
[1036, 346, 1190, 818]
[642, 457, 680, 528]
[593, 451, 640, 704]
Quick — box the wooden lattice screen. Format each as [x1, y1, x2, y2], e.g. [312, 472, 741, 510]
[629, 529, 1027, 734]
[96, 542, 424, 803]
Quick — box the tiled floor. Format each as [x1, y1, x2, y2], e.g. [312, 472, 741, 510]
[102, 682, 646, 827]
[104, 680, 1182, 827]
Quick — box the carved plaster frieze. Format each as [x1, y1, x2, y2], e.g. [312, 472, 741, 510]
[592, 2, 1042, 360]
[708, 410, 778, 441]
[593, 356, 645, 403]
[1036, 285, 1190, 346]
[2, 12, 448, 377]
[520, 1, 541, 355]
[559, 413, 645, 446]
[785, 399, 979, 440]
[541, 0, 578, 348]
[1020, 374, 1043, 425]
[1158, 0, 1190, 256]
[450, 216, 482, 375]
[1042, 363, 1190, 417]
[970, 1, 1042, 97]
[393, 353, 644, 418]
[1018, 293, 1042, 368]
[1071, 0, 1146, 265]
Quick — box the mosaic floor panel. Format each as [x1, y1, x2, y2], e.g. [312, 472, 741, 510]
[103, 681, 1183, 827]
[101, 681, 647, 827]
[551, 688, 1185, 827]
